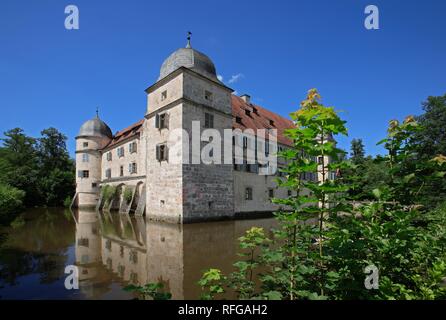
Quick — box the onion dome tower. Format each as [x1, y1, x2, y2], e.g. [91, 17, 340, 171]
[75, 110, 112, 208]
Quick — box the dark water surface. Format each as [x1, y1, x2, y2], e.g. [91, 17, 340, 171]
[0, 208, 275, 300]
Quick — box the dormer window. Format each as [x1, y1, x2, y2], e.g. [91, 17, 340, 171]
[269, 119, 275, 126]
[235, 116, 242, 124]
[161, 90, 167, 101]
[252, 107, 258, 115]
[245, 109, 251, 117]
[204, 90, 213, 101]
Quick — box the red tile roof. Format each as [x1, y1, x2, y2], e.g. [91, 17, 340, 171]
[231, 95, 294, 146]
[103, 96, 295, 150]
[103, 119, 144, 150]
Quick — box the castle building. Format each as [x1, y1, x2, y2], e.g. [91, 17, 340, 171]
[74, 40, 328, 223]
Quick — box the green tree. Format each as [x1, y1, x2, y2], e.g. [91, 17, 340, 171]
[36, 128, 75, 206]
[0, 127, 75, 209]
[350, 138, 365, 164]
[329, 117, 446, 299]
[0, 184, 25, 223]
[0, 128, 41, 206]
[412, 94, 446, 208]
[415, 94, 446, 157]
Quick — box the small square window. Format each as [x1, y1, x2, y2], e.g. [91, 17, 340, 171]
[120, 166, 124, 177]
[83, 142, 88, 148]
[204, 90, 213, 101]
[78, 170, 89, 178]
[318, 156, 324, 164]
[130, 250, 138, 264]
[245, 187, 253, 200]
[161, 90, 167, 101]
[268, 188, 274, 198]
[92, 183, 98, 188]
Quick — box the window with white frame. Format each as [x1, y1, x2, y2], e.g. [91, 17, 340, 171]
[129, 162, 137, 174]
[129, 141, 137, 153]
[82, 153, 89, 162]
[106, 152, 112, 161]
[117, 147, 125, 158]
[78, 170, 89, 178]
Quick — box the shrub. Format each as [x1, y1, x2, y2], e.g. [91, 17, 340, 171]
[0, 183, 25, 223]
[124, 187, 133, 203]
[63, 196, 72, 208]
[102, 185, 117, 204]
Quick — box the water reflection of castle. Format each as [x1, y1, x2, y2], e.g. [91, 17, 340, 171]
[73, 209, 275, 299]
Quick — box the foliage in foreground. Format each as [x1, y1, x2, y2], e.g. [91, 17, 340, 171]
[0, 127, 75, 213]
[0, 184, 25, 223]
[124, 283, 172, 300]
[199, 89, 446, 300]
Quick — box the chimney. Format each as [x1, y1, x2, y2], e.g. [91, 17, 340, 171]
[240, 94, 251, 104]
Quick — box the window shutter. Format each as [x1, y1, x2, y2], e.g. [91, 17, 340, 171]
[155, 114, 160, 128]
[205, 113, 209, 128]
[134, 143, 137, 153]
[165, 146, 169, 161]
[78, 170, 82, 178]
[156, 145, 160, 161]
[210, 114, 214, 128]
[164, 113, 169, 129]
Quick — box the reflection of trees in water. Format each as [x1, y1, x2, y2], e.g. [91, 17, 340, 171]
[0, 208, 75, 287]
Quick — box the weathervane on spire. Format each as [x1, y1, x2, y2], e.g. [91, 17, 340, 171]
[186, 31, 192, 48]
[96, 107, 99, 118]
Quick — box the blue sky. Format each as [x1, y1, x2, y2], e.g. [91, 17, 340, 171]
[1, 0, 445, 156]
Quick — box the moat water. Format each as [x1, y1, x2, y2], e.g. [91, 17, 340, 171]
[0, 208, 276, 300]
